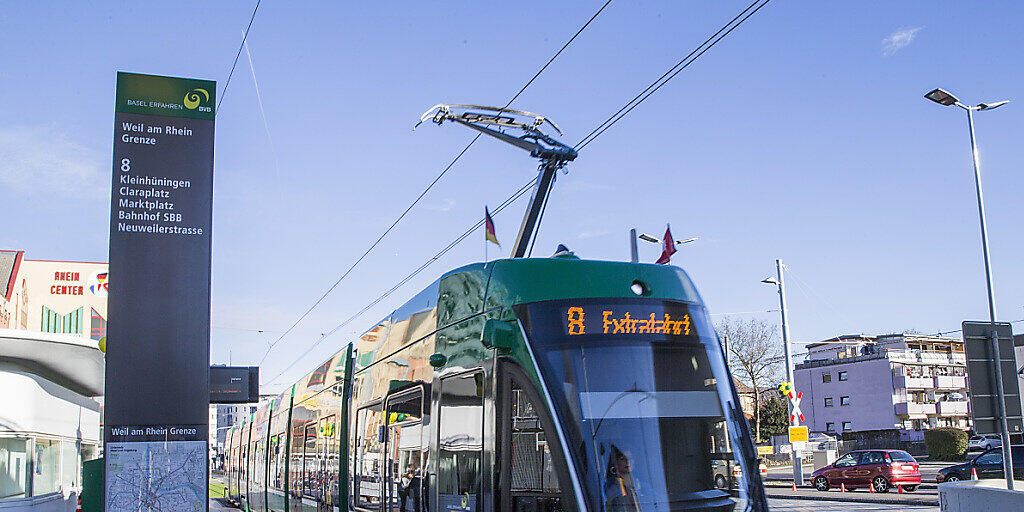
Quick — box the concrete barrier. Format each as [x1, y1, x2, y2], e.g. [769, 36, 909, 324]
[939, 480, 1024, 511]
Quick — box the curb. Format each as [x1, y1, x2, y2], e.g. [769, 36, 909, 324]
[765, 481, 938, 490]
[766, 492, 939, 506]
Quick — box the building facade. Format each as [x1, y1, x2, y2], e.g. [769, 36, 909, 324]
[795, 334, 970, 434]
[0, 251, 107, 509]
[0, 251, 108, 341]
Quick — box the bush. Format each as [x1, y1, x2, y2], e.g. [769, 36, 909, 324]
[924, 427, 968, 460]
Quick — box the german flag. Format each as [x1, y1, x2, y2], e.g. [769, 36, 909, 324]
[485, 206, 500, 246]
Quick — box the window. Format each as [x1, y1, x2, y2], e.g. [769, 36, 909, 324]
[842, 422, 852, 431]
[353, 405, 385, 509]
[822, 373, 831, 383]
[840, 396, 850, 406]
[825, 422, 835, 432]
[838, 371, 848, 381]
[824, 397, 833, 407]
[438, 373, 484, 511]
[385, 389, 425, 512]
[32, 439, 60, 495]
[834, 452, 859, 467]
[504, 376, 563, 512]
[975, 451, 1001, 466]
[0, 438, 28, 499]
[861, 452, 885, 465]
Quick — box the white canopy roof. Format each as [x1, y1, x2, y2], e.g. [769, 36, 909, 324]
[0, 328, 104, 396]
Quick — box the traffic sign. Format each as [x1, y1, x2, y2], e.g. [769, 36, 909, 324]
[789, 425, 809, 443]
[963, 321, 1024, 435]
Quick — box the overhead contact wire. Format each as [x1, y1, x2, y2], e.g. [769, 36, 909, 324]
[268, 177, 539, 383]
[259, 0, 614, 366]
[575, 0, 772, 151]
[218, 0, 262, 112]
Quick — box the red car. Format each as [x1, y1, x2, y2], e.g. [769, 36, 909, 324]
[810, 449, 921, 493]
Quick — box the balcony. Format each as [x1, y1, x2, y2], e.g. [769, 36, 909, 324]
[935, 375, 967, 389]
[885, 349, 966, 366]
[937, 401, 969, 416]
[895, 402, 937, 416]
[893, 374, 935, 389]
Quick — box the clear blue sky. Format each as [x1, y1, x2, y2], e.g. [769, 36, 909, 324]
[2, 1, 1022, 392]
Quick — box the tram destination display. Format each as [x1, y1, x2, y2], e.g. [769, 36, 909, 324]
[210, 366, 259, 403]
[104, 72, 215, 512]
[521, 298, 708, 343]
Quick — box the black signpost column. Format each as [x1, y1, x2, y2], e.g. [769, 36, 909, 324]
[104, 72, 215, 512]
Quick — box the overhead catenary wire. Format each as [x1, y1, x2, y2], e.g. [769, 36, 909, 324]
[218, 0, 262, 112]
[574, 0, 772, 151]
[257, 0, 614, 365]
[267, 176, 540, 384]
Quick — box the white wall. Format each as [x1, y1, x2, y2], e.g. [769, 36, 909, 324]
[0, 364, 100, 442]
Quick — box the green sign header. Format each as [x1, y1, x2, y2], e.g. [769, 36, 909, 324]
[115, 72, 216, 120]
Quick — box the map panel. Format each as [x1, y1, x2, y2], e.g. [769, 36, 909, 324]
[105, 441, 205, 512]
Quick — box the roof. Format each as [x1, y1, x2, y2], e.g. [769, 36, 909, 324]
[732, 377, 754, 393]
[0, 250, 23, 301]
[0, 328, 104, 396]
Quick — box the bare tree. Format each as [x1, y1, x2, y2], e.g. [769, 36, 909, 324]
[717, 317, 783, 443]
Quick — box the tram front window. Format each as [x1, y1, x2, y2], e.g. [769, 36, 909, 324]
[520, 300, 756, 512]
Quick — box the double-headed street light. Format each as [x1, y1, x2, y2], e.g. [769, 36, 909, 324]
[762, 260, 802, 486]
[925, 87, 1013, 489]
[629, 229, 698, 262]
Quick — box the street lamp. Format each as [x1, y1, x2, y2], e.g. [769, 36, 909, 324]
[629, 229, 698, 262]
[762, 260, 802, 486]
[925, 87, 1013, 489]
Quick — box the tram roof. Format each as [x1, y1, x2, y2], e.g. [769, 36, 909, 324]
[279, 257, 703, 396]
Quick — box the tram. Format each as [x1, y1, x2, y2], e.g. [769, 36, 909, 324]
[225, 255, 768, 512]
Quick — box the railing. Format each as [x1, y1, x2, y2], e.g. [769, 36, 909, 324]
[937, 401, 969, 416]
[895, 402, 937, 416]
[893, 373, 935, 389]
[935, 375, 967, 389]
[885, 349, 966, 365]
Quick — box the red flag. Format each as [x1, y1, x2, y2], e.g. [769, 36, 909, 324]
[655, 224, 676, 264]
[485, 206, 500, 246]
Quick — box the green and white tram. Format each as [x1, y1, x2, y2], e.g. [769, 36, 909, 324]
[226, 256, 768, 512]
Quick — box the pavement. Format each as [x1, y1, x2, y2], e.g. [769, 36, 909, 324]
[764, 481, 938, 506]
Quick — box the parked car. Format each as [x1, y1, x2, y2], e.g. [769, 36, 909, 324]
[711, 459, 769, 489]
[937, 445, 1024, 483]
[809, 450, 921, 493]
[967, 434, 1002, 451]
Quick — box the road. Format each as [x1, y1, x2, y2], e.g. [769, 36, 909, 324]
[764, 460, 949, 485]
[768, 497, 938, 511]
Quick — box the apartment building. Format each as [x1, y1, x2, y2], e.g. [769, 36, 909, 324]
[795, 333, 970, 434]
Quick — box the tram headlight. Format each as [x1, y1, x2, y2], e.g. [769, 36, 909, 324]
[630, 280, 648, 296]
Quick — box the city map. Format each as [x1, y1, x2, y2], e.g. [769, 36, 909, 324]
[105, 441, 206, 512]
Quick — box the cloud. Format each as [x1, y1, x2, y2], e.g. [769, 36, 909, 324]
[0, 126, 106, 199]
[882, 27, 922, 56]
[576, 229, 610, 240]
[424, 198, 456, 212]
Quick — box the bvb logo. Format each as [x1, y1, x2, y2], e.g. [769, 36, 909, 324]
[183, 88, 210, 110]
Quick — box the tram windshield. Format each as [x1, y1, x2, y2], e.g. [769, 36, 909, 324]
[519, 299, 760, 512]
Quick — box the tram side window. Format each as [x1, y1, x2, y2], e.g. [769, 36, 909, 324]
[354, 406, 385, 510]
[289, 423, 305, 499]
[438, 373, 485, 511]
[303, 424, 319, 499]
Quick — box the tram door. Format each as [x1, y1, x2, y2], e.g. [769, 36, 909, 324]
[301, 421, 327, 512]
[383, 387, 426, 512]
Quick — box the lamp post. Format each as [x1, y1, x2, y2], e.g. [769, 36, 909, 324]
[762, 259, 802, 486]
[629, 229, 698, 262]
[925, 88, 1013, 489]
